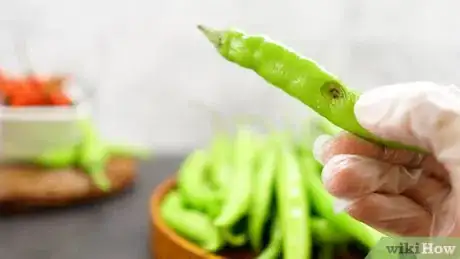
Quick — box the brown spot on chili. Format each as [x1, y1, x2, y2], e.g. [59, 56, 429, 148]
[321, 81, 345, 100]
[329, 87, 341, 99]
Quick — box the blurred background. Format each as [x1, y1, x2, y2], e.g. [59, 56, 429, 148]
[0, 0, 458, 154]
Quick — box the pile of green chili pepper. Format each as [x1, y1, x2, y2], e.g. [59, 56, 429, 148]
[160, 117, 385, 259]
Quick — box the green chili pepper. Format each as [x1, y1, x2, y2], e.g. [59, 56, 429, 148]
[197, 25, 425, 154]
[160, 190, 224, 251]
[276, 142, 310, 259]
[33, 138, 150, 169]
[78, 120, 111, 192]
[318, 244, 334, 259]
[208, 132, 233, 197]
[300, 154, 384, 248]
[310, 217, 351, 244]
[214, 128, 256, 227]
[177, 149, 219, 215]
[220, 225, 247, 247]
[33, 146, 79, 168]
[256, 216, 282, 259]
[208, 133, 246, 245]
[248, 136, 278, 252]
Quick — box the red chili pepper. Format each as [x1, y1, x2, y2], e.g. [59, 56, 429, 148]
[1, 72, 73, 107]
[0, 78, 20, 99]
[0, 82, 12, 98]
[10, 92, 46, 106]
[25, 74, 44, 91]
[7, 77, 49, 106]
[48, 91, 72, 106]
[9, 92, 45, 106]
[42, 75, 72, 106]
[8, 96, 29, 106]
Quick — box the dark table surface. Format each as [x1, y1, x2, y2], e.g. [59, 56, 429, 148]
[0, 155, 185, 259]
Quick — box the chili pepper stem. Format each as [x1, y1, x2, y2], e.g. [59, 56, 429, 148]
[197, 25, 221, 47]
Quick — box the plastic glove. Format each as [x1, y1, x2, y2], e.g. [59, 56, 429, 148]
[313, 81, 460, 237]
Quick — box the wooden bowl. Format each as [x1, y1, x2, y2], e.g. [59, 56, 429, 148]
[150, 177, 255, 259]
[150, 177, 366, 259]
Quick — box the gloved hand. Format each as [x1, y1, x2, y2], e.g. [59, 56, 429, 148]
[313, 81, 460, 237]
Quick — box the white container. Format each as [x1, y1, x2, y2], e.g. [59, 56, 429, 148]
[0, 106, 89, 160]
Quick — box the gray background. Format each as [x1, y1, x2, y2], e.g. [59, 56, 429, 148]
[0, 0, 457, 154]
